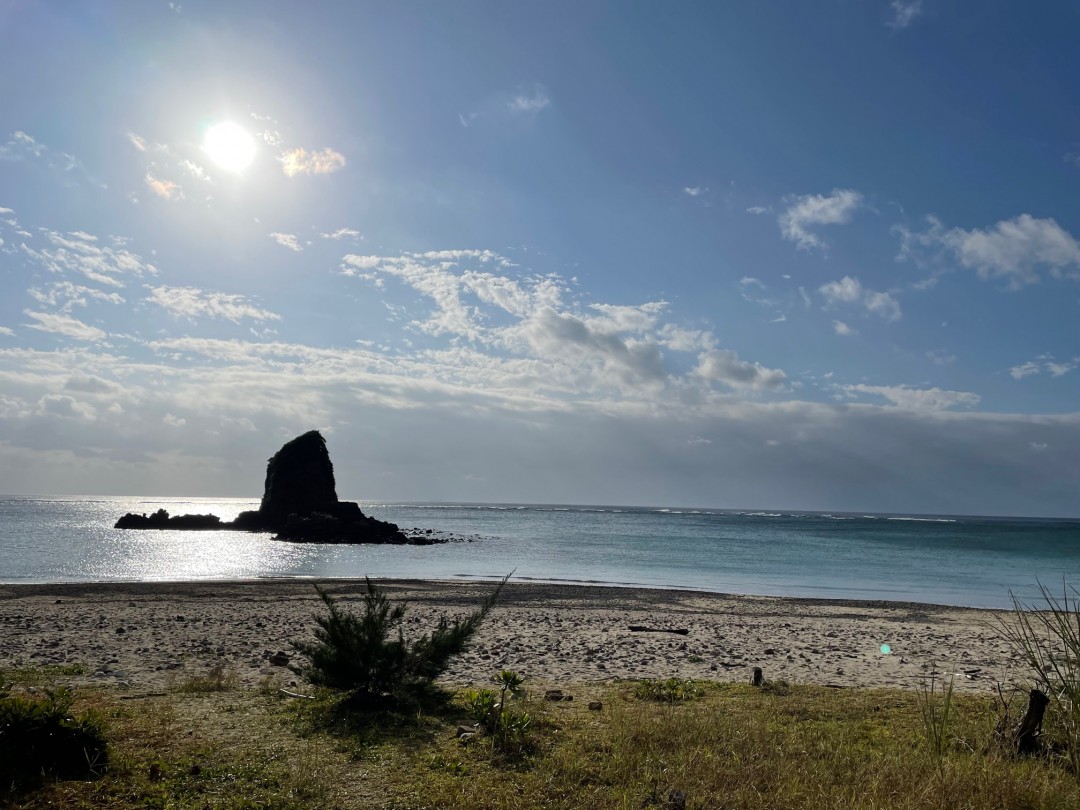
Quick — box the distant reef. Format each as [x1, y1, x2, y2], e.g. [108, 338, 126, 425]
[114, 431, 446, 545]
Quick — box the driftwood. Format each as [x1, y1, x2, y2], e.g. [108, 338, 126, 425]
[278, 688, 316, 700]
[627, 625, 690, 635]
[751, 667, 764, 687]
[1015, 688, 1050, 755]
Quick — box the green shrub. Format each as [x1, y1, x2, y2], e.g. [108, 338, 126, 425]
[634, 677, 704, 703]
[0, 683, 108, 795]
[292, 575, 509, 706]
[463, 670, 533, 753]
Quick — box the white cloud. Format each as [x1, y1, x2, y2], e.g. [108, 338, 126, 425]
[819, 276, 901, 321]
[270, 232, 302, 252]
[340, 249, 789, 398]
[0, 326, 14, 336]
[29, 282, 125, 312]
[280, 147, 346, 177]
[146, 286, 281, 324]
[21, 229, 157, 288]
[1009, 355, 1080, 380]
[163, 413, 186, 427]
[1010, 361, 1041, 380]
[179, 159, 210, 182]
[0, 131, 102, 186]
[684, 186, 706, 197]
[833, 320, 857, 336]
[694, 349, 787, 391]
[23, 310, 108, 341]
[897, 214, 1080, 288]
[819, 276, 861, 303]
[746, 206, 771, 215]
[864, 290, 901, 321]
[926, 349, 957, 366]
[321, 228, 361, 240]
[778, 188, 862, 250]
[36, 394, 97, 421]
[508, 85, 551, 114]
[657, 325, 716, 352]
[887, 0, 924, 29]
[64, 374, 122, 395]
[842, 383, 980, 411]
[740, 276, 765, 288]
[0, 131, 46, 160]
[127, 133, 148, 152]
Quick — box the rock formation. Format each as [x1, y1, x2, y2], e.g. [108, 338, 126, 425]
[114, 509, 223, 530]
[115, 431, 434, 545]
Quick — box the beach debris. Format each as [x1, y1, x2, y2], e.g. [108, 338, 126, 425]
[544, 689, 573, 701]
[278, 688, 315, 700]
[751, 666, 763, 686]
[628, 625, 690, 635]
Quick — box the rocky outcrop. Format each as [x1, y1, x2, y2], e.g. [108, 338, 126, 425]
[258, 431, 341, 524]
[114, 509, 224, 530]
[116, 431, 435, 545]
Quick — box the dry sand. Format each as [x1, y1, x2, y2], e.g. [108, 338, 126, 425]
[0, 579, 1024, 693]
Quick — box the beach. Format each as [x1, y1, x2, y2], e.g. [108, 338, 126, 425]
[0, 579, 1021, 693]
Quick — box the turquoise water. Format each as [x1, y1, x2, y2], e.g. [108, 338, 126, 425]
[1, 496, 1078, 608]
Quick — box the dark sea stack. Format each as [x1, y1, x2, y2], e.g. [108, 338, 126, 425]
[116, 430, 433, 544]
[259, 430, 340, 524]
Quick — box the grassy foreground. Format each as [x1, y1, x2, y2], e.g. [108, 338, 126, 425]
[4, 666, 1079, 810]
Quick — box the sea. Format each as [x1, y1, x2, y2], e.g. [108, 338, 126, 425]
[1, 496, 1079, 609]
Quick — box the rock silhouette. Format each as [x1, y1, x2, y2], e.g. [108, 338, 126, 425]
[115, 431, 431, 545]
[255, 430, 341, 524]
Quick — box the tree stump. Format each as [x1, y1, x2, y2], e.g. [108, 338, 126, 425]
[1015, 688, 1050, 755]
[751, 667, 763, 687]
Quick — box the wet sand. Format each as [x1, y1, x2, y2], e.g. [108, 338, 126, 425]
[0, 579, 1022, 692]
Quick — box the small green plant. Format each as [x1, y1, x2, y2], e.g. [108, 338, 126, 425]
[998, 581, 1080, 773]
[0, 683, 108, 796]
[916, 669, 955, 769]
[462, 670, 533, 753]
[634, 677, 704, 703]
[292, 574, 509, 706]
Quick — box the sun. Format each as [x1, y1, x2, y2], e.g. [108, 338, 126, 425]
[203, 121, 257, 173]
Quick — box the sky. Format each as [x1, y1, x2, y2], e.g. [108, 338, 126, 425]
[1, 1, 1079, 516]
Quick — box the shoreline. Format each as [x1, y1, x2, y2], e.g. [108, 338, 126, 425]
[0, 578, 1022, 694]
[0, 575, 1011, 613]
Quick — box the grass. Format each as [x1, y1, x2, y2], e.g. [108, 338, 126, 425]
[173, 664, 240, 693]
[4, 668, 1080, 809]
[998, 582, 1080, 772]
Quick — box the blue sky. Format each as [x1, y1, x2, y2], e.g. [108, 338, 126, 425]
[1, 1, 1079, 516]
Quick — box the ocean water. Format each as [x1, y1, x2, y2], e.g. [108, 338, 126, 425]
[1, 496, 1078, 609]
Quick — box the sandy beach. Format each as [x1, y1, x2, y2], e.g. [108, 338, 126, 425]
[0, 579, 1023, 693]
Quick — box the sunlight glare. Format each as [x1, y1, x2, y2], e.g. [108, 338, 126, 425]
[203, 121, 257, 173]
